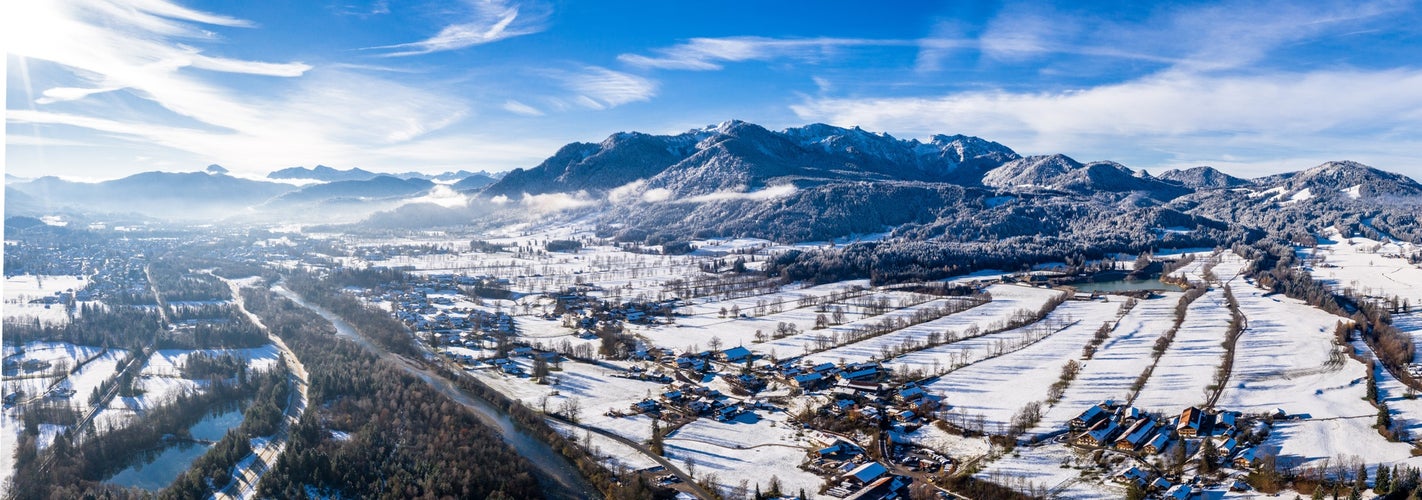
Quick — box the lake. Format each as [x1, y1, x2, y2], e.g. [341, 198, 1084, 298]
[1071, 279, 1183, 293]
[105, 405, 244, 491]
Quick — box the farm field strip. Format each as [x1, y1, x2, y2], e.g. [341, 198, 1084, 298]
[1129, 285, 1232, 411]
[799, 285, 1061, 366]
[1029, 292, 1180, 435]
[750, 298, 968, 358]
[920, 299, 1120, 430]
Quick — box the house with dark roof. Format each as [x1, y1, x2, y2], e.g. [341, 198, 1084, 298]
[1143, 431, 1172, 455]
[1177, 407, 1210, 437]
[1115, 419, 1158, 451]
[1233, 447, 1258, 469]
[792, 372, 826, 390]
[1074, 420, 1123, 447]
[1071, 405, 1109, 430]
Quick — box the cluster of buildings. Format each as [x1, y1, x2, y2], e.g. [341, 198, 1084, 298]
[377, 276, 518, 347]
[625, 383, 763, 422]
[811, 441, 928, 500]
[1068, 402, 1271, 495]
[551, 286, 679, 326]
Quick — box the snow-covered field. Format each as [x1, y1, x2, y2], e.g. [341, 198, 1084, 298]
[1215, 282, 1355, 418]
[1130, 286, 1231, 411]
[1305, 232, 1422, 305]
[1401, 313, 1422, 361]
[466, 357, 669, 443]
[139, 345, 282, 378]
[2, 275, 91, 325]
[1032, 292, 1180, 434]
[662, 412, 823, 497]
[976, 444, 1126, 499]
[1351, 339, 1422, 443]
[800, 285, 1063, 367]
[637, 282, 876, 354]
[923, 299, 1119, 430]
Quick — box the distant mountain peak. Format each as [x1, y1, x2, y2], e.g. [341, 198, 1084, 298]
[1157, 166, 1251, 189]
[1276, 160, 1422, 199]
[205, 164, 229, 175]
[268, 165, 378, 182]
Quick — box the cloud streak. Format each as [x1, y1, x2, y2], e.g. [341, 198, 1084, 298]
[3, 0, 527, 176]
[792, 68, 1422, 173]
[619, 36, 924, 71]
[367, 0, 547, 56]
[502, 99, 544, 116]
[563, 66, 657, 109]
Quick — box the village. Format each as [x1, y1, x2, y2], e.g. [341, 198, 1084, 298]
[340, 243, 1292, 499]
[8, 221, 1422, 499]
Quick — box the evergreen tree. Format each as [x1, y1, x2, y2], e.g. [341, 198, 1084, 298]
[1200, 438, 1219, 473]
[648, 418, 664, 456]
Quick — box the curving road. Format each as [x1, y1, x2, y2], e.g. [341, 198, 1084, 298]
[211, 277, 310, 500]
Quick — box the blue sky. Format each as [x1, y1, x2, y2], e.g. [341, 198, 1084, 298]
[6, 0, 1422, 180]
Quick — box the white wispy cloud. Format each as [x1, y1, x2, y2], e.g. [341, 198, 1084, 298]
[502, 99, 544, 116]
[367, 0, 548, 57]
[519, 191, 597, 212]
[35, 86, 122, 104]
[186, 51, 312, 76]
[791, 68, 1422, 174]
[3, 0, 528, 175]
[563, 66, 657, 109]
[963, 0, 1403, 72]
[619, 36, 920, 71]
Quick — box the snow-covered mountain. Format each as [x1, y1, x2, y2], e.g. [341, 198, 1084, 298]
[268, 165, 380, 182]
[1262, 160, 1422, 200]
[482, 120, 1023, 198]
[1157, 166, 1252, 190]
[7, 121, 1422, 250]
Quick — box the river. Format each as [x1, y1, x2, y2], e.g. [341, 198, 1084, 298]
[270, 285, 598, 499]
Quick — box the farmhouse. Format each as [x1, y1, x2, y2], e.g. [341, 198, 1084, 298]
[1177, 406, 1211, 437]
[792, 372, 826, 390]
[719, 346, 752, 363]
[1114, 466, 1149, 487]
[1142, 431, 1172, 455]
[1115, 419, 1158, 451]
[845, 461, 888, 486]
[843, 475, 910, 500]
[817, 440, 861, 460]
[1075, 420, 1122, 447]
[1071, 404, 1110, 430]
[1232, 447, 1257, 469]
